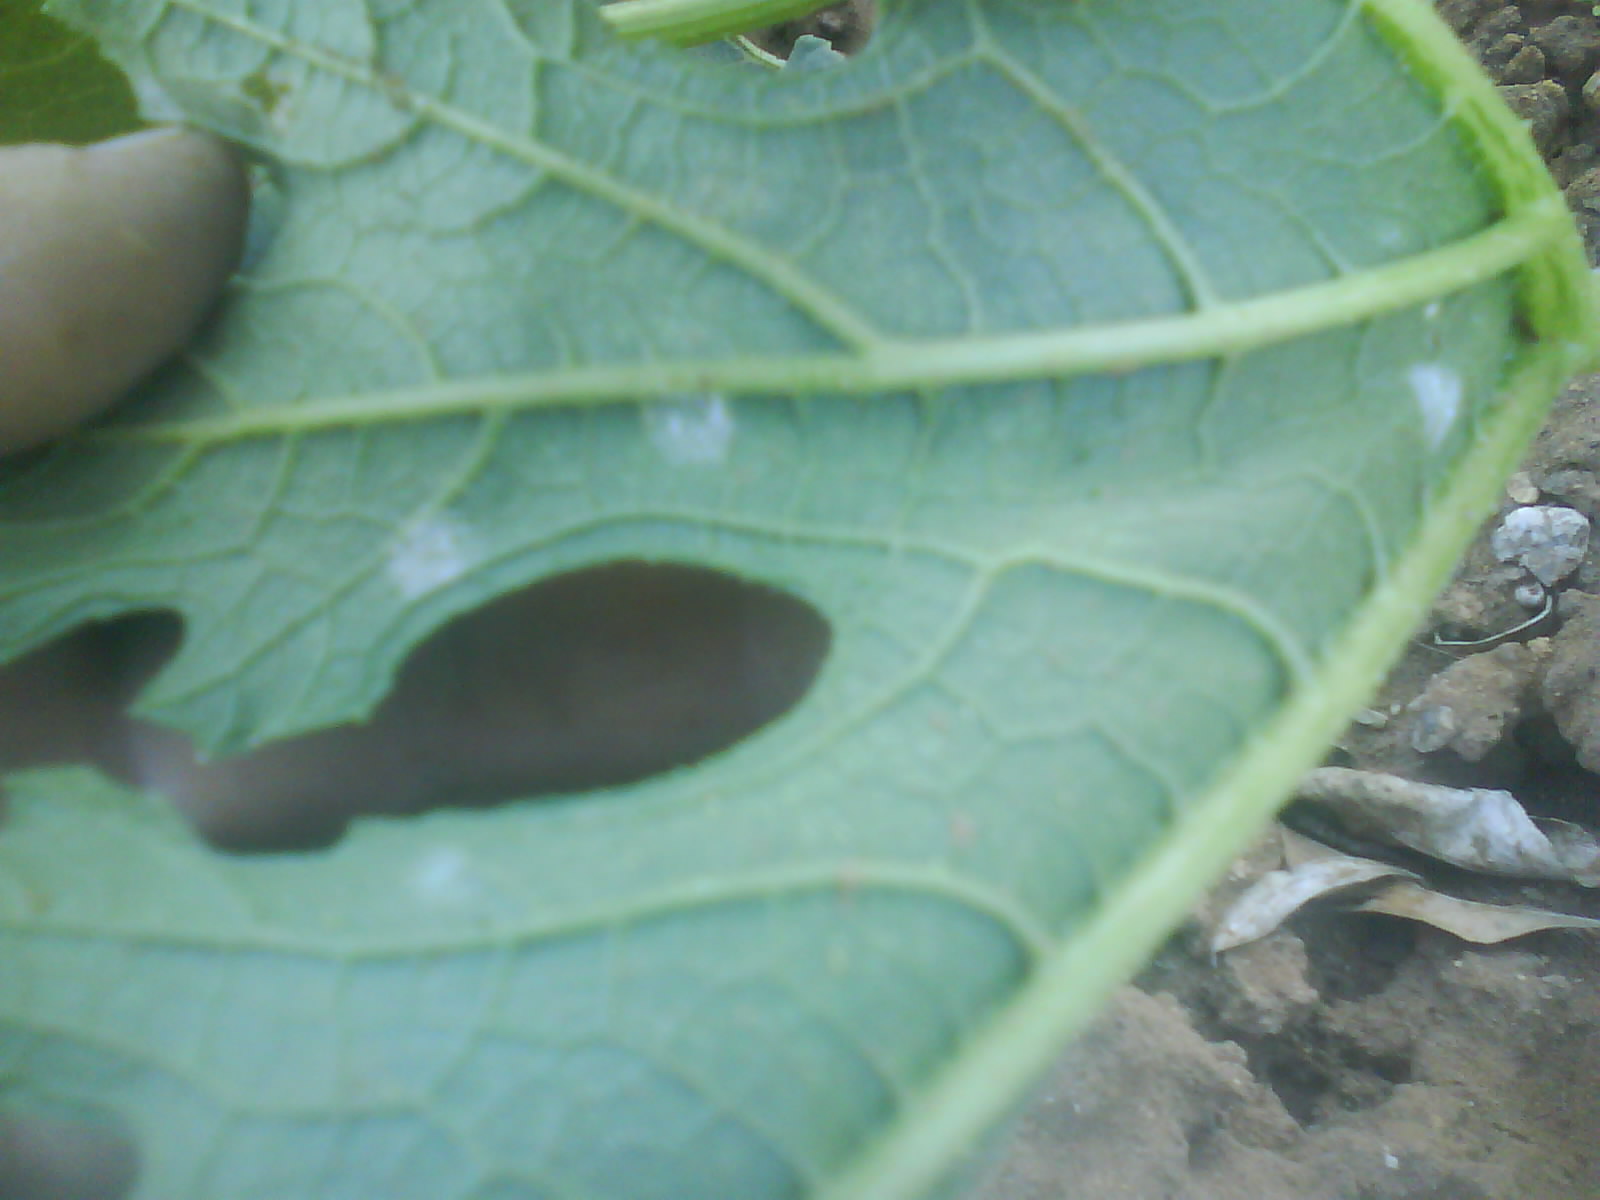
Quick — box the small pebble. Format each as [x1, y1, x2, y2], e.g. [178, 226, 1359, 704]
[1514, 579, 1547, 609]
[1410, 704, 1458, 753]
[1505, 471, 1540, 505]
[1490, 505, 1590, 586]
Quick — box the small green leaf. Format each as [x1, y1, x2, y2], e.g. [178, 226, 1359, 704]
[0, 0, 138, 143]
[1, 0, 1594, 1197]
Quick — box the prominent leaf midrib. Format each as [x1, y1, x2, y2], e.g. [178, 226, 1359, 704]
[0, 856, 1055, 957]
[78, 195, 1566, 449]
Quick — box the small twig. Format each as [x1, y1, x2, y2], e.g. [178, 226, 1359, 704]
[1431, 589, 1553, 649]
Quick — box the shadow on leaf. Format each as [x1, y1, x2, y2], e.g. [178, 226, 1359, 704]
[0, 1108, 137, 1200]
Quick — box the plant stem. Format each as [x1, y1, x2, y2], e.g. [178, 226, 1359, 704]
[600, 0, 826, 44]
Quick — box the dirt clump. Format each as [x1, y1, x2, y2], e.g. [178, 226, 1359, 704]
[1445, 0, 1600, 256]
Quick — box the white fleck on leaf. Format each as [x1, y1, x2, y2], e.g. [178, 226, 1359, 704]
[642, 392, 736, 465]
[387, 515, 474, 599]
[1408, 362, 1462, 450]
[410, 846, 490, 908]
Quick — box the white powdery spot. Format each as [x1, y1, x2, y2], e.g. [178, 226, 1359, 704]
[643, 392, 735, 465]
[1408, 362, 1462, 450]
[387, 515, 473, 599]
[1372, 222, 1410, 251]
[409, 846, 488, 909]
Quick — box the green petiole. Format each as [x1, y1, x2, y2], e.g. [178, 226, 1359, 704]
[600, 0, 829, 44]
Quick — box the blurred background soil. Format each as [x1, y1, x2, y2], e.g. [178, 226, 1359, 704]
[975, 3, 1600, 1197]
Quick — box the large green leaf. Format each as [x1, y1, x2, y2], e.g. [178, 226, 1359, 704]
[1, 0, 1594, 1196]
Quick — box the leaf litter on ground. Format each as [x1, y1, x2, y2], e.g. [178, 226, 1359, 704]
[1295, 765, 1600, 883]
[1212, 770, 1600, 952]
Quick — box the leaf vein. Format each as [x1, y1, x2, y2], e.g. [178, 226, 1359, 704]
[163, 0, 885, 350]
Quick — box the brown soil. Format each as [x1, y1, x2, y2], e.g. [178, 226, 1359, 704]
[976, 4, 1600, 1198]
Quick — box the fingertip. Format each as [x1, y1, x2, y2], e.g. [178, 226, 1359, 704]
[0, 127, 250, 454]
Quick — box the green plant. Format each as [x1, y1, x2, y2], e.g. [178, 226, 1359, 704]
[0, 0, 1594, 1196]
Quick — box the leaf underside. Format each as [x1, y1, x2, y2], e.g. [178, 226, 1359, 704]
[0, 0, 1592, 1197]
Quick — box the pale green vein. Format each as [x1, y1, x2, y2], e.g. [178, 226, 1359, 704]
[162, 0, 882, 350]
[91, 194, 1569, 447]
[616, 1038, 826, 1190]
[974, 43, 1223, 311]
[990, 549, 1315, 688]
[0, 855, 1055, 960]
[1197, 0, 1361, 111]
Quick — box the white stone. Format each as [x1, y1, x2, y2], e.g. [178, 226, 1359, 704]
[1490, 505, 1590, 586]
